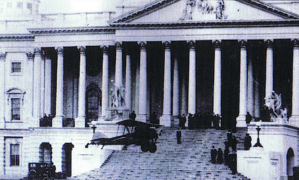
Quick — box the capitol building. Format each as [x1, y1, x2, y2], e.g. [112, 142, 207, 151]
[1, 0, 299, 179]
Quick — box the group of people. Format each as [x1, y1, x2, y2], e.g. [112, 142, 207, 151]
[211, 146, 223, 164]
[40, 114, 53, 127]
[179, 112, 221, 129]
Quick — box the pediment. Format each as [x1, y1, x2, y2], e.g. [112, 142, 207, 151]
[110, 0, 299, 24]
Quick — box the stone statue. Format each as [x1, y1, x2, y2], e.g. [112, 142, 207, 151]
[110, 81, 126, 108]
[264, 91, 288, 122]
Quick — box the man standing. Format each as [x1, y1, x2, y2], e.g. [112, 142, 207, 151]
[211, 146, 217, 164]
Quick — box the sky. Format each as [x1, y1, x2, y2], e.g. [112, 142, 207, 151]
[39, 0, 154, 14]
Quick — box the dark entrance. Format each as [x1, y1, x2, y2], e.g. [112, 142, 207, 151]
[62, 143, 74, 177]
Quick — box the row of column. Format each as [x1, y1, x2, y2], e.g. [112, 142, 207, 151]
[30, 39, 299, 127]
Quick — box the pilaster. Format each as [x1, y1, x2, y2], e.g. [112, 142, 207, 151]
[188, 41, 196, 115]
[160, 41, 172, 126]
[53, 47, 64, 127]
[247, 57, 254, 118]
[51, 143, 63, 172]
[76, 46, 86, 127]
[136, 42, 147, 122]
[0, 53, 6, 128]
[236, 40, 248, 127]
[44, 51, 52, 116]
[125, 52, 132, 110]
[172, 51, 179, 117]
[115, 42, 123, 88]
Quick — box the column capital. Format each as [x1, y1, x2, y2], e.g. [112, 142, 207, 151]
[293, 39, 299, 47]
[78, 46, 86, 54]
[55, 47, 64, 54]
[213, 40, 221, 48]
[265, 39, 273, 48]
[138, 41, 147, 51]
[163, 41, 171, 49]
[188, 40, 196, 50]
[34, 47, 42, 55]
[26, 52, 34, 60]
[102, 46, 108, 54]
[0, 52, 6, 60]
[239, 40, 247, 49]
[115, 42, 122, 50]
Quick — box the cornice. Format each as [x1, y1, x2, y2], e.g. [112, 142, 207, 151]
[0, 34, 34, 42]
[28, 26, 115, 35]
[110, 19, 299, 29]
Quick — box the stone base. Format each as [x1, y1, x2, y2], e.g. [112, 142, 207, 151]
[106, 107, 130, 121]
[75, 117, 86, 128]
[160, 115, 172, 127]
[136, 114, 147, 123]
[289, 115, 299, 127]
[236, 115, 247, 127]
[52, 116, 63, 127]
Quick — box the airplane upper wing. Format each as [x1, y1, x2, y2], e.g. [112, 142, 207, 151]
[117, 119, 163, 128]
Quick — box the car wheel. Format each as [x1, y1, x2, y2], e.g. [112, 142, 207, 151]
[141, 141, 149, 152]
[149, 143, 157, 153]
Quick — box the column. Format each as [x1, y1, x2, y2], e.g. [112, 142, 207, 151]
[181, 72, 188, 116]
[125, 53, 132, 110]
[290, 39, 299, 126]
[26, 52, 34, 125]
[213, 40, 221, 116]
[247, 57, 254, 118]
[101, 46, 109, 120]
[44, 51, 52, 115]
[254, 74, 260, 120]
[40, 54, 45, 117]
[265, 39, 274, 99]
[115, 42, 123, 87]
[188, 41, 196, 115]
[236, 40, 247, 127]
[33, 48, 42, 127]
[160, 41, 172, 126]
[76, 46, 86, 127]
[0, 53, 5, 128]
[53, 47, 64, 127]
[172, 52, 179, 117]
[136, 42, 147, 122]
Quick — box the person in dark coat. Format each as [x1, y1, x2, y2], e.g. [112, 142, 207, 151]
[224, 142, 230, 165]
[217, 148, 223, 164]
[232, 135, 238, 152]
[246, 112, 252, 124]
[211, 146, 217, 164]
[244, 133, 252, 150]
[188, 114, 194, 130]
[227, 130, 233, 148]
[129, 111, 136, 120]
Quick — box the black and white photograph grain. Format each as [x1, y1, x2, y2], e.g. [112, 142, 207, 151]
[0, 0, 299, 179]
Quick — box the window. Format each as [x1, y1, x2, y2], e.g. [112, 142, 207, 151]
[11, 98, 20, 120]
[10, 144, 20, 166]
[17, 2, 23, 9]
[11, 62, 21, 73]
[27, 3, 32, 14]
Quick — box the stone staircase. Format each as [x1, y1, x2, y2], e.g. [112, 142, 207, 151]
[69, 128, 250, 180]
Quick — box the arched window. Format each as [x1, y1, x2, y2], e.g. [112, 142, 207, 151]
[287, 148, 295, 177]
[86, 83, 102, 124]
[39, 143, 52, 164]
[6, 88, 25, 121]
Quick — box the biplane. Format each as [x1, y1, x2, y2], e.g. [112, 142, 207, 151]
[85, 119, 163, 153]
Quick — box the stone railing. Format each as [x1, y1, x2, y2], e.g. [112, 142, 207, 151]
[0, 11, 116, 33]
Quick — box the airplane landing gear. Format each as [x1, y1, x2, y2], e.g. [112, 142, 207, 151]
[149, 143, 157, 153]
[141, 141, 150, 152]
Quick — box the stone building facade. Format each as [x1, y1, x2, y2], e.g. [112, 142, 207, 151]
[1, 0, 299, 179]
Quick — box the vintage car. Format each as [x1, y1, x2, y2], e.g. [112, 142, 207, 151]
[28, 162, 55, 180]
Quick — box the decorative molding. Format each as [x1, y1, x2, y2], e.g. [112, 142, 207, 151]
[110, 19, 299, 29]
[293, 39, 299, 47]
[78, 46, 86, 54]
[0, 53, 6, 60]
[55, 47, 64, 54]
[163, 41, 171, 49]
[115, 42, 122, 51]
[102, 46, 108, 54]
[138, 41, 147, 51]
[265, 39, 273, 48]
[188, 41, 196, 50]
[239, 40, 247, 48]
[6, 88, 26, 105]
[26, 52, 34, 60]
[213, 40, 221, 48]
[0, 34, 34, 42]
[28, 27, 115, 35]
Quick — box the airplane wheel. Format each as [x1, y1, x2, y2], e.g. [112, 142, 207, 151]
[141, 141, 149, 152]
[149, 143, 157, 153]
